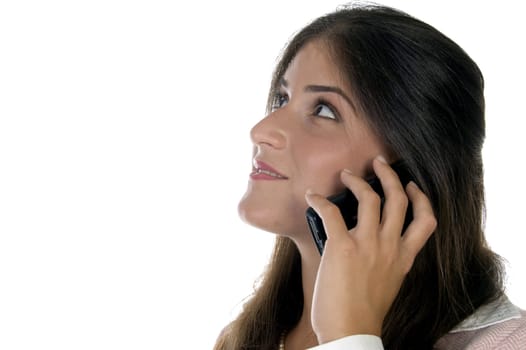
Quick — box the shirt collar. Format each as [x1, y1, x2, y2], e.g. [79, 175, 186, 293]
[450, 295, 522, 333]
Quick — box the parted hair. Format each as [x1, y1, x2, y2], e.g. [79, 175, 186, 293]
[215, 4, 504, 350]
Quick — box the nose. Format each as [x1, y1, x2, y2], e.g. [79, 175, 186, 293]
[250, 110, 287, 149]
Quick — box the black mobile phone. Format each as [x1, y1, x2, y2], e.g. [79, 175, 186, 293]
[306, 161, 414, 255]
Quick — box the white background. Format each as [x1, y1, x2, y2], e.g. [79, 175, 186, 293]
[0, 1, 524, 349]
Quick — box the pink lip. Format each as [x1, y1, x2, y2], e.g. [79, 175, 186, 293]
[250, 160, 288, 180]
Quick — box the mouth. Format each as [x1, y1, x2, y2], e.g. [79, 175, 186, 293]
[251, 160, 288, 180]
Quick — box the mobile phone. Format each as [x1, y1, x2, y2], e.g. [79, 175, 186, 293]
[306, 161, 414, 255]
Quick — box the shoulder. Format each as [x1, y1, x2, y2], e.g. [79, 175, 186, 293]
[435, 296, 526, 349]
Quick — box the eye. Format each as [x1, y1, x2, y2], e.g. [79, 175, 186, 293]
[314, 100, 338, 120]
[271, 92, 289, 111]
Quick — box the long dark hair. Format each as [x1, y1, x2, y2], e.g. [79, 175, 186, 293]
[215, 4, 504, 349]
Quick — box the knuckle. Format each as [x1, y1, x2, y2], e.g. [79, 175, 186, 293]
[379, 245, 398, 265]
[421, 213, 438, 232]
[321, 202, 341, 218]
[391, 191, 409, 209]
[363, 190, 381, 207]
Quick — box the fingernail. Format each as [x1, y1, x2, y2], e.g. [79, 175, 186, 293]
[376, 155, 387, 164]
[305, 188, 315, 195]
[407, 181, 419, 189]
[342, 168, 353, 175]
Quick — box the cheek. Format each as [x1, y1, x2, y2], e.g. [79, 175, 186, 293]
[292, 140, 354, 197]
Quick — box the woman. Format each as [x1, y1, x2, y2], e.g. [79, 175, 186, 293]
[215, 4, 526, 349]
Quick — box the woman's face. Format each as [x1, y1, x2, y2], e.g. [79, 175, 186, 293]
[238, 41, 389, 238]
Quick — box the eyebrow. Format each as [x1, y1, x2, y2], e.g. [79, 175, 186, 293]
[279, 78, 357, 111]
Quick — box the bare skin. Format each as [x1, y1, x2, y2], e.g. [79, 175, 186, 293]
[307, 159, 437, 344]
[238, 41, 437, 349]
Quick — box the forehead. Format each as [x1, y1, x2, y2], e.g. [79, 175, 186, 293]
[283, 41, 348, 89]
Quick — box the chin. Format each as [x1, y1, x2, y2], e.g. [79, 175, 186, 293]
[237, 196, 310, 238]
[238, 199, 280, 234]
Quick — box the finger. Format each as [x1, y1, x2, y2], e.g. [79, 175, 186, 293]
[305, 190, 349, 242]
[339, 169, 381, 237]
[371, 157, 409, 239]
[400, 182, 437, 271]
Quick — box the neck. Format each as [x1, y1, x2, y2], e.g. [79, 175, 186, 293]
[285, 233, 321, 349]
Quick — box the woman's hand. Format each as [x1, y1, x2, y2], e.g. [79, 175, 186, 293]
[305, 156, 437, 344]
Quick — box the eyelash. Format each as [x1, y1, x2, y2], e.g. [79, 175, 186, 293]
[271, 92, 288, 110]
[313, 97, 339, 121]
[271, 92, 340, 121]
